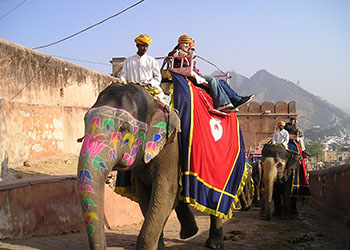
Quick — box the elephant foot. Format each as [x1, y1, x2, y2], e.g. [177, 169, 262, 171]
[240, 205, 252, 211]
[180, 225, 199, 239]
[205, 237, 224, 249]
[292, 210, 298, 215]
[280, 215, 292, 220]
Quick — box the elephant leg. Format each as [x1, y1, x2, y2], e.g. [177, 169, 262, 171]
[291, 197, 298, 215]
[134, 179, 167, 250]
[281, 175, 294, 219]
[175, 201, 198, 239]
[136, 183, 176, 250]
[206, 215, 224, 249]
[259, 193, 266, 218]
[273, 183, 282, 217]
[135, 146, 178, 250]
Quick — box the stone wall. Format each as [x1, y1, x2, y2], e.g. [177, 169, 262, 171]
[308, 164, 350, 222]
[0, 39, 115, 107]
[0, 176, 146, 239]
[3, 101, 88, 166]
[236, 101, 297, 147]
[0, 100, 8, 180]
[0, 39, 117, 167]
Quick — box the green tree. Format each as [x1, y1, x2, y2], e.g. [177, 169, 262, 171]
[305, 141, 322, 161]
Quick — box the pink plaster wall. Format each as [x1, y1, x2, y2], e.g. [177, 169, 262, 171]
[0, 38, 117, 167]
[4, 102, 87, 165]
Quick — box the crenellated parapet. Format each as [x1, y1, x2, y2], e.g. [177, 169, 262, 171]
[236, 101, 297, 149]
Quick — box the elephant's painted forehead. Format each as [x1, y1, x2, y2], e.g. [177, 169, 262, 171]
[85, 106, 148, 130]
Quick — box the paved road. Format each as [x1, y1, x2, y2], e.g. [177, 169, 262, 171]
[1, 205, 348, 250]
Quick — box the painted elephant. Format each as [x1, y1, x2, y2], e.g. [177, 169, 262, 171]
[260, 144, 302, 220]
[77, 83, 224, 250]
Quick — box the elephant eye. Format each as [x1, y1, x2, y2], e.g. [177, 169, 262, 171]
[120, 122, 132, 133]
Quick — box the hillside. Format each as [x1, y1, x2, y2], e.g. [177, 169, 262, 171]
[222, 69, 350, 132]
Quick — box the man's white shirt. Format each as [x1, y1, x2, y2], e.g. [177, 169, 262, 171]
[120, 54, 161, 88]
[272, 128, 289, 149]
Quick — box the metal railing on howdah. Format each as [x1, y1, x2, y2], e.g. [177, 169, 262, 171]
[155, 55, 231, 83]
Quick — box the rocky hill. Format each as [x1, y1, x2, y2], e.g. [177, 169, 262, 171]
[222, 69, 350, 132]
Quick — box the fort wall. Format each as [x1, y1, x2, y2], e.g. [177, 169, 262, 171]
[308, 164, 350, 222]
[236, 101, 297, 147]
[0, 39, 115, 167]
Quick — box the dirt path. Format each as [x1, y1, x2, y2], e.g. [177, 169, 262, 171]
[8, 157, 79, 179]
[1, 205, 348, 250]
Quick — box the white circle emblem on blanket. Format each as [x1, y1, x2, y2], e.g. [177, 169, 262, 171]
[209, 118, 223, 142]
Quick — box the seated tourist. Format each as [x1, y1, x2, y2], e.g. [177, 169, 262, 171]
[295, 119, 307, 154]
[284, 118, 298, 140]
[167, 34, 253, 112]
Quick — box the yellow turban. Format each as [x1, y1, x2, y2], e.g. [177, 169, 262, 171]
[189, 38, 195, 48]
[134, 34, 152, 45]
[178, 34, 191, 44]
[278, 121, 286, 127]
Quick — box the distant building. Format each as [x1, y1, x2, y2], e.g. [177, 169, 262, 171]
[322, 146, 350, 164]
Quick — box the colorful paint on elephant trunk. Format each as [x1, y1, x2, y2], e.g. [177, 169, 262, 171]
[78, 106, 172, 235]
[78, 106, 151, 236]
[78, 168, 98, 235]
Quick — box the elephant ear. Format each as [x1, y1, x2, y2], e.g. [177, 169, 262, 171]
[282, 150, 302, 181]
[144, 107, 180, 164]
[286, 150, 302, 170]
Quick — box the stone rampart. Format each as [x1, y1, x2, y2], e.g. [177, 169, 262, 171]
[0, 38, 114, 107]
[0, 39, 117, 167]
[237, 101, 297, 147]
[308, 164, 350, 223]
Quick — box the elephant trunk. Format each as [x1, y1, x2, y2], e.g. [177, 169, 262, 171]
[78, 153, 110, 249]
[77, 116, 120, 249]
[262, 157, 277, 221]
[78, 170, 107, 249]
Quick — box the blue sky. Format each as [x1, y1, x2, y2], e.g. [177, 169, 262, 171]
[1, 0, 349, 108]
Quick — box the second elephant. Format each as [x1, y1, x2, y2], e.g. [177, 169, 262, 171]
[260, 144, 302, 220]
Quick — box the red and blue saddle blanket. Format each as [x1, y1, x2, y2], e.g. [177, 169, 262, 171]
[288, 140, 311, 198]
[172, 72, 249, 219]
